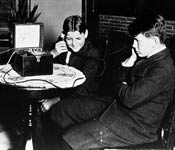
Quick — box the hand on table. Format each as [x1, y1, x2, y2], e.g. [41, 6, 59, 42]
[40, 97, 61, 113]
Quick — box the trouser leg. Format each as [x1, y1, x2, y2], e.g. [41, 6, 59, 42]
[50, 95, 109, 129]
[63, 119, 127, 150]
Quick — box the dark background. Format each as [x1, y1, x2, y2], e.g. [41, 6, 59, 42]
[93, 0, 175, 19]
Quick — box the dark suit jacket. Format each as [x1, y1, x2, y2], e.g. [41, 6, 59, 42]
[53, 39, 101, 97]
[63, 49, 175, 150]
[99, 49, 175, 145]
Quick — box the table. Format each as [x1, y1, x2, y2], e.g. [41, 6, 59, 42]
[0, 63, 86, 150]
[0, 63, 86, 90]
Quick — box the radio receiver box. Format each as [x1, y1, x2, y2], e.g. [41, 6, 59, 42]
[11, 23, 53, 76]
[12, 50, 53, 77]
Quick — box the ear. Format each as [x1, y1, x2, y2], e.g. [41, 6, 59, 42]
[85, 29, 88, 38]
[152, 36, 160, 44]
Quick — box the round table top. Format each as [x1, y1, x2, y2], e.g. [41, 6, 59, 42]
[0, 63, 86, 90]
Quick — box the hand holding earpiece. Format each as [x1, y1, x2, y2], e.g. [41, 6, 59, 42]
[50, 33, 68, 58]
[122, 48, 137, 67]
[55, 40, 68, 52]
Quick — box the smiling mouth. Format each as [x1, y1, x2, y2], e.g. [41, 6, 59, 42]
[71, 45, 79, 49]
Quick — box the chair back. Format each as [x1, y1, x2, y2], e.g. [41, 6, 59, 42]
[160, 88, 175, 149]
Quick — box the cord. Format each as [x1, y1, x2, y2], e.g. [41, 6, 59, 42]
[6, 50, 16, 65]
[1, 48, 86, 89]
[0, 51, 58, 88]
[72, 77, 85, 87]
[0, 48, 14, 55]
[3, 77, 60, 89]
[0, 48, 16, 65]
[107, 45, 132, 57]
[3, 71, 85, 89]
[3, 67, 13, 84]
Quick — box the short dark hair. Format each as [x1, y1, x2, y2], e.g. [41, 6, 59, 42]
[128, 14, 166, 43]
[62, 15, 86, 35]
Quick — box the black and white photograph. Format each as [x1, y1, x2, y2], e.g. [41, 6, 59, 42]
[0, 0, 175, 150]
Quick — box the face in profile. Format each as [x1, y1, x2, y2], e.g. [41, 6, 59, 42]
[65, 30, 88, 53]
[133, 33, 156, 58]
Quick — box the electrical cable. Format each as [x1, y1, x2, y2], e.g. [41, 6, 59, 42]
[6, 50, 16, 65]
[72, 77, 86, 88]
[3, 68, 85, 89]
[107, 45, 131, 57]
[3, 77, 60, 89]
[0, 48, 14, 55]
[0, 48, 16, 65]
[0, 47, 88, 89]
[0, 49, 60, 88]
[3, 67, 13, 84]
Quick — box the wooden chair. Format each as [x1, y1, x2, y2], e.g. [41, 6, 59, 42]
[90, 91, 175, 150]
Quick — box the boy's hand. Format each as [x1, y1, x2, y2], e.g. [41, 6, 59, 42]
[122, 48, 137, 67]
[51, 41, 68, 58]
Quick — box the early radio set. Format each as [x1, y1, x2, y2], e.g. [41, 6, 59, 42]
[11, 23, 53, 77]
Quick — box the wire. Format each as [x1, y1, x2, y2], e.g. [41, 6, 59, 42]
[0, 48, 87, 89]
[72, 77, 86, 87]
[0, 48, 14, 55]
[107, 45, 132, 57]
[3, 67, 13, 84]
[97, 59, 106, 77]
[0, 48, 17, 65]
[3, 74, 85, 89]
[6, 50, 16, 65]
[4, 78, 60, 89]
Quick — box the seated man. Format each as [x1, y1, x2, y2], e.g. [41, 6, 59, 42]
[40, 15, 112, 130]
[58, 14, 175, 150]
[41, 15, 104, 112]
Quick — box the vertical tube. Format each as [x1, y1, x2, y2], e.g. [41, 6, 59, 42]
[27, 0, 31, 18]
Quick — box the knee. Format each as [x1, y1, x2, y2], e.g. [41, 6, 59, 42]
[0, 130, 12, 150]
[0, 124, 20, 150]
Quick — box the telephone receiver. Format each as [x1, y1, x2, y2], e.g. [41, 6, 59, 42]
[57, 32, 65, 41]
[57, 32, 105, 64]
[57, 32, 74, 53]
